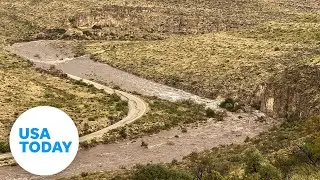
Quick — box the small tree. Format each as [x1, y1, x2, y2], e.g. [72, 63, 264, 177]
[244, 147, 282, 179]
[244, 148, 264, 174]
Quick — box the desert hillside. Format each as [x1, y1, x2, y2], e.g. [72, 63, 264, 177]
[0, 0, 319, 180]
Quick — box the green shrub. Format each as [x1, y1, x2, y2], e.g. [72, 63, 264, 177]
[79, 141, 90, 149]
[246, 173, 260, 180]
[102, 132, 118, 144]
[244, 148, 264, 174]
[83, 30, 92, 37]
[109, 93, 122, 102]
[90, 138, 98, 145]
[74, 79, 87, 86]
[244, 148, 282, 179]
[205, 108, 216, 118]
[132, 164, 193, 180]
[298, 133, 320, 164]
[257, 163, 282, 180]
[0, 141, 10, 153]
[202, 170, 225, 180]
[219, 98, 235, 111]
[83, 122, 90, 135]
[46, 28, 67, 35]
[92, 25, 102, 29]
[119, 127, 128, 139]
[81, 172, 89, 177]
[274, 47, 280, 51]
[116, 100, 128, 112]
[90, 54, 100, 62]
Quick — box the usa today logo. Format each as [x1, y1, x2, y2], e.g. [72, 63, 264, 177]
[10, 106, 79, 176]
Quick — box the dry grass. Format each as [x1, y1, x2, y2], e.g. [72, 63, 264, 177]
[85, 5, 320, 102]
[86, 32, 318, 102]
[2, 0, 316, 179]
[0, 0, 317, 42]
[0, 0, 295, 42]
[101, 97, 209, 144]
[0, 0, 317, 143]
[0, 51, 129, 142]
[0, 0, 132, 143]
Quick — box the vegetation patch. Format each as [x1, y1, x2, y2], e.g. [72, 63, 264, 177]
[0, 51, 129, 152]
[0, 141, 10, 153]
[0, 9, 130, 152]
[219, 98, 243, 112]
[70, 116, 320, 179]
[101, 97, 210, 144]
[85, 8, 320, 103]
[131, 164, 193, 180]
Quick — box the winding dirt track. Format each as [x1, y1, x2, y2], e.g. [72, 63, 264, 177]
[0, 41, 277, 179]
[0, 41, 148, 160]
[0, 67, 148, 160]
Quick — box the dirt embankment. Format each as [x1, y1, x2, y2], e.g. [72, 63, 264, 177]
[259, 65, 320, 119]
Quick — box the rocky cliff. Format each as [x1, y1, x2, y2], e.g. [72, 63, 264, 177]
[260, 65, 320, 119]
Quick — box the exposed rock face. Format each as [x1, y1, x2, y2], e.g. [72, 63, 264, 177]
[260, 65, 320, 119]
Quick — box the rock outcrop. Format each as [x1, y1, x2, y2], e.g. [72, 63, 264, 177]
[260, 65, 320, 119]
